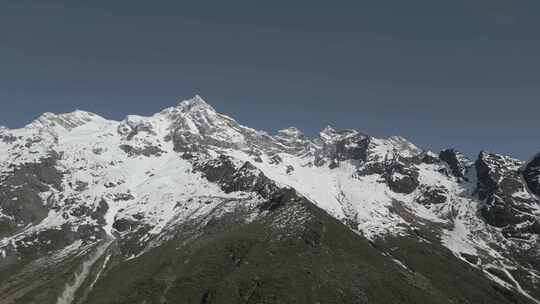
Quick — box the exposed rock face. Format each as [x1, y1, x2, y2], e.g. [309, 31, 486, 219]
[418, 151, 440, 164]
[223, 162, 279, 198]
[269, 154, 283, 165]
[0, 153, 63, 237]
[439, 149, 471, 180]
[475, 152, 539, 234]
[195, 155, 279, 199]
[0, 128, 17, 144]
[275, 127, 310, 154]
[195, 155, 237, 184]
[523, 152, 540, 197]
[286, 165, 295, 174]
[314, 127, 370, 167]
[27, 110, 98, 130]
[417, 186, 448, 205]
[168, 96, 282, 155]
[119, 144, 165, 157]
[117, 115, 157, 140]
[385, 159, 420, 194]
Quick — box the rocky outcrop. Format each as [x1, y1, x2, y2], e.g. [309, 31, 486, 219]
[195, 155, 279, 199]
[27, 110, 99, 130]
[475, 152, 539, 233]
[0, 153, 63, 237]
[119, 144, 165, 157]
[523, 152, 540, 197]
[0, 129, 17, 144]
[168, 96, 284, 156]
[439, 149, 471, 180]
[417, 186, 448, 205]
[274, 127, 311, 154]
[379, 154, 420, 194]
[117, 116, 157, 140]
[314, 127, 370, 167]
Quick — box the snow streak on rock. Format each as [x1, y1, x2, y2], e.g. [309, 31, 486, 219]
[56, 240, 112, 304]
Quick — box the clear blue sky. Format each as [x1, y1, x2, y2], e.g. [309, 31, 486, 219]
[1, 1, 539, 160]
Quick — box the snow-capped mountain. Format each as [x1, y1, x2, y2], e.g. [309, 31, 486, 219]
[0, 96, 538, 304]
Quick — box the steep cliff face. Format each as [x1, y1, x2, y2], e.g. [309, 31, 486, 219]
[524, 153, 540, 197]
[439, 148, 472, 180]
[475, 152, 539, 234]
[0, 96, 539, 304]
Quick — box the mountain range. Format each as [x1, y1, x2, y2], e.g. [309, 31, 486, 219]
[0, 96, 539, 304]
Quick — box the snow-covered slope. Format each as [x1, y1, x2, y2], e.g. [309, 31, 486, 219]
[0, 96, 539, 303]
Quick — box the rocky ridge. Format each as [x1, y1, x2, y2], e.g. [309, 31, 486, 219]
[0, 96, 538, 304]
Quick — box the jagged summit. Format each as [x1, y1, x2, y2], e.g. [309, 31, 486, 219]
[5, 96, 531, 166]
[1, 94, 540, 303]
[0, 96, 432, 164]
[319, 125, 338, 139]
[319, 125, 363, 142]
[176, 94, 215, 112]
[439, 148, 472, 179]
[26, 109, 104, 130]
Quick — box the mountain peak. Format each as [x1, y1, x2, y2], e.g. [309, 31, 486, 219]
[176, 95, 215, 112]
[321, 125, 336, 133]
[27, 110, 103, 130]
[319, 126, 361, 142]
[524, 151, 540, 168]
[277, 126, 304, 138]
[319, 125, 338, 140]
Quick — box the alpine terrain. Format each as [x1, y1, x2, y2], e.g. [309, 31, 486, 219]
[0, 96, 539, 304]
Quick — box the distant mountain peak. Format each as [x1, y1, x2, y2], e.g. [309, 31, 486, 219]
[27, 109, 103, 130]
[321, 125, 336, 133]
[176, 94, 214, 112]
[277, 126, 304, 138]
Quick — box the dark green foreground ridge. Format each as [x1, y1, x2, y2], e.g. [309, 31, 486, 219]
[84, 193, 528, 304]
[2, 187, 532, 303]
